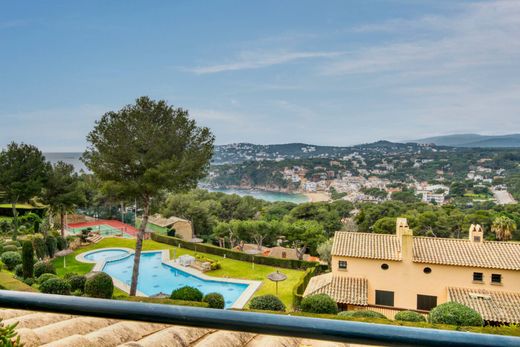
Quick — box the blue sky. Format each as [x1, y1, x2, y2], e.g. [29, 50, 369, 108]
[1, 0, 519, 151]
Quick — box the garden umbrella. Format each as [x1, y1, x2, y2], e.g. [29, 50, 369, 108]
[267, 270, 287, 295]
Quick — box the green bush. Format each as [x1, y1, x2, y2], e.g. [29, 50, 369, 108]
[121, 296, 210, 308]
[430, 302, 483, 326]
[33, 237, 46, 260]
[170, 286, 203, 302]
[4, 240, 21, 248]
[33, 261, 56, 278]
[202, 293, 225, 309]
[63, 272, 79, 280]
[1, 251, 22, 271]
[56, 236, 68, 251]
[21, 241, 34, 278]
[23, 277, 35, 286]
[45, 235, 57, 258]
[249, 295, 286, 311]
[2, 245, 18, 253]
[300, 294, 338, 314]
[68, 275, 87, 293]
[0, 318, 23, 347]
[14, 264, 23, 277]
[338, 310, 388, 319]
[37, 273, 58, 284]
[40, 278, 71, 295]
[395, 311, 426, 322]
[84, 272, 114, 299]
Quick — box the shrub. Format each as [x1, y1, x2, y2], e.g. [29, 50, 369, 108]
[84, 272, 114, 299]
[14, 264, 23, 278]
[37, 273, 58, 284]
[395, 310, 426, 322]
[63, 272, 79, 280]
[45, 235, 57, 258]
[4, 240, 21, 248]
[300, 294, 338, 314]
[338, 310, 387, 319]
[249, 295, 286, 311]
[33, 237, 46, 260]
[40, 278, 71, 295]
[2, 245, 18, 253]
[202, 293, 225, 309]
[170, 286, 203, 302]
[56, 236, 68, 251]
[1, 251, 22, 271]
[33, 261, 56, 278]
[22, 241, 34, 278]
[23, 277, 35, 286]
[0, 319, 23, 347]
[68, 275, 87, 293]
[430, 302, 483, 326]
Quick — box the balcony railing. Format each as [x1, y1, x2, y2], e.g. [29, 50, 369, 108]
[1, 290, 519, 347]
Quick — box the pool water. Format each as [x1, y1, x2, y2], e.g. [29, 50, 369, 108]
[102, 251, 248, 308]
[84, 249, 130, 262]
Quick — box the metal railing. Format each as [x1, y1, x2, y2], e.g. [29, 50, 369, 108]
[0, 290, 518, 347]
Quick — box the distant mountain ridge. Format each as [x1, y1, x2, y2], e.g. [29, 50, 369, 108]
[412, 134, 520, 148]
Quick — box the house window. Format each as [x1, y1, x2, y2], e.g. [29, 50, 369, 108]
[473, 272, 483, 282]
[381, 263, 389, 270]
[417, 295, 437, 311]
[375, 290, 394, 307]
[491, 274, 502, 284]
[338, 260, 347, 270]
[473, 236, 481, 242]
[423, 267, 432, 274]
[282, 251, 286, 259]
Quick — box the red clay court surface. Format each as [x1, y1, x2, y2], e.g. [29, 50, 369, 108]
[67, 219, 149, 239]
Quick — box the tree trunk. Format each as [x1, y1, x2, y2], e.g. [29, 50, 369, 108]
[11, 202, 18, 241]
[60, 210, 65, 238]
[130, 199, 149, 296]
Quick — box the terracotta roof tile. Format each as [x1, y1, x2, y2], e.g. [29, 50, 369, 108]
[448, 287, 520, 324]
[332, 232, 520, 270]
[304, 273, 368, 306]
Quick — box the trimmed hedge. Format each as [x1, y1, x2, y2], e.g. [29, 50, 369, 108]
[14, 264, 23, 277]
[45, 235, 57, 258]
[430, 302, 483, 326]
[292, 266, 319, 308]
[121, 296, 210, 308]
[2, 245, 18, 253]
[395, 310, 426, 322]
[68, 275, 87, 293]
[33, 236, 46, 260]
[170, 286, 203, 302]
[151, 233, 318, 270]
[85, 272, 114, 299]
[300, 294, 338, 314]
[56, 236, 68, 251]
[338, 310, 388, 319]
[34, 261, 56, 278]
[37, 273, 58, 284]
[4, 240, 21, 248]
[203, 293, 225, 309]
[22, 241, 34, 278]
[40, 278, 71, 295]
[249, 295, 286, 311]
[1, 251, 22, 271]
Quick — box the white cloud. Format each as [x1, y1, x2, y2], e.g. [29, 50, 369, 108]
[187, 50, 343, 74]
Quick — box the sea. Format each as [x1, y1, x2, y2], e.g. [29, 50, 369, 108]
[44, 153, 309, 203]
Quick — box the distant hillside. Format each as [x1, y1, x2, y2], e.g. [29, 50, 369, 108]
[412, 134, 520, 148]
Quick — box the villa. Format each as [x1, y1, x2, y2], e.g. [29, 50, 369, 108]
[304, 218, 520, 324]
[146, 214, 193, 240]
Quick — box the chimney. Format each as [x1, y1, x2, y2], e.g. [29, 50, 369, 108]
[396, 218, 413, 261]
[469, 224, 483, 243]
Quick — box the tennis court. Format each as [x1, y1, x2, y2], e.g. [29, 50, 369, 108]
[67, 223, 133, 239]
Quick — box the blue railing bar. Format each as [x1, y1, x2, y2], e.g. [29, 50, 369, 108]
[0, 291, 518, 347]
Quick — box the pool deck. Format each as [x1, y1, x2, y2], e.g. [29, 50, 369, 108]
[76, 247, 262, 309]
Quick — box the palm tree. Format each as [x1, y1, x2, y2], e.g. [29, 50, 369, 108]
[491, 216, 517, 241]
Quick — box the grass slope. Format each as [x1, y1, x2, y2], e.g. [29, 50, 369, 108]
[52, 238, 303, 309]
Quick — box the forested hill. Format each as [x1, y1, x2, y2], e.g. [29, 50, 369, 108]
[412, 134, 520, 148]
[213, 141, 424, 164]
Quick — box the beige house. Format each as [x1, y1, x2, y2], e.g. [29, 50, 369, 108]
[305, 218, 520, 324]
[147, 214, 193, 240]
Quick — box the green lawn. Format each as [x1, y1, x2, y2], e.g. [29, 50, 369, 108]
[0, 271, 37, 292]
[52, 238, 304, 309]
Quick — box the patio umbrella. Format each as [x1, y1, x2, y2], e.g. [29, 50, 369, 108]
[267, 270, 287, 295]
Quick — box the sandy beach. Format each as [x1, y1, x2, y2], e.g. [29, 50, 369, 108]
[303, 192, 331, 202]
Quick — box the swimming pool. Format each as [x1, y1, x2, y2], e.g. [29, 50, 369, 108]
[78, 249, 259, 308]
